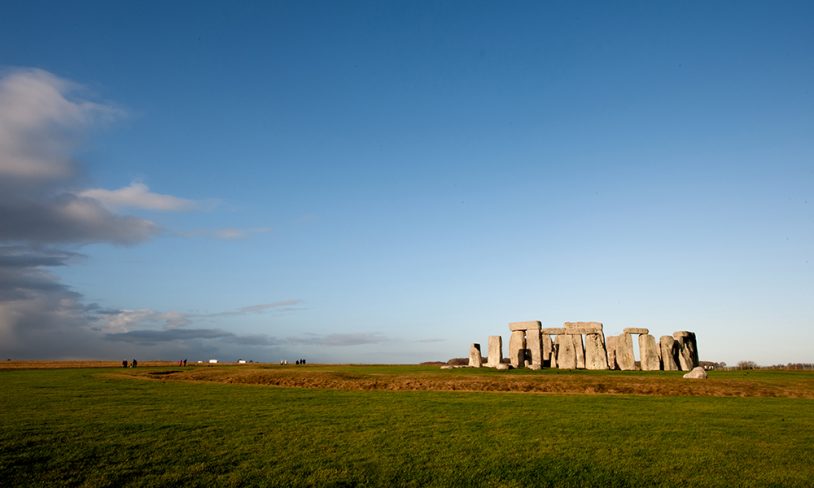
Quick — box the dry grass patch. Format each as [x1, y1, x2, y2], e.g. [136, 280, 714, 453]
[126, 365, 814, 398]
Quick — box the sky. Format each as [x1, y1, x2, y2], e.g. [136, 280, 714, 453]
[0, 1, 812, 365]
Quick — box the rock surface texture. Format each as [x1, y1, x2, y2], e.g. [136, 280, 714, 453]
[683, 366, 707, 379]
[487, 336, 503, 368]
[638, 334, 661, 371]
[468, 343, 482, 368]
[659, 336, 679, 371]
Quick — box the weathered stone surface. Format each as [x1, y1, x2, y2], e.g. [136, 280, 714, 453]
[638, 334, 660, 371]
[606, 335, 618, 370]
[673, 331, 699, 371]
[574, 334, 585, 369]
[564, 321, 603, 332]
[683, 366, 707, 379]
[440, 365, 453, 369]
[557, 335, 578, 369]
[542, 333, 552, 364]
[526, 327, 543, 367]
[509, 321, 542, 332]
[527, 364, 541, 370]
[542, 328, 567, 335]
[616, 334, 636, 370]
[508, 330, 526, 368]
[495, 362, 510, 370]
[659, 336, 679, 371]
[584, 333, 609, 370]
[563, 327, 601, 335]
[550, 343, 559, 368]
[487, 336, 503, 368]
[623, 327, 650, 335]
[468, 343, 482, 368]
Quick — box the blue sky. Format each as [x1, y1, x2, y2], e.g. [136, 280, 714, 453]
[1, 1, 812, 364]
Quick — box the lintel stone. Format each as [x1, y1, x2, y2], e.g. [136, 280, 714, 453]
[623, 327, 650, 335]
[508, 321, 542, 332]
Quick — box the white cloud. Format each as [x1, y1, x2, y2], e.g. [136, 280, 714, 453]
[79, 182, 197, 212]
[0, 68, 120, 183]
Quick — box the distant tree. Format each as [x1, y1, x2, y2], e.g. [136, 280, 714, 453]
[737, 360, 758, 370]
[447, 357, 468, 366]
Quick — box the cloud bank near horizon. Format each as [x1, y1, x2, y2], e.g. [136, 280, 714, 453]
[0, 68, 317, 360]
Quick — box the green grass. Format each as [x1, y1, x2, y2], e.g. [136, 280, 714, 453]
[1, 367, 813, 487]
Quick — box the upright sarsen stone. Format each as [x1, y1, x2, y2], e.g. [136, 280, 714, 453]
[584, 333, 609, 370]
[487, 336, 503, 368]
[616, 333, 636, 371]
[468, 343, 482, 368]
[557, 334, 578, 369]
[508, 330, 526, 368]
[659, 336, 679, 371]
[673, 331, 699, 371]
[606, 335, 619, 370]
[526, 327, 543, 367]
[638, 334, 660, 371]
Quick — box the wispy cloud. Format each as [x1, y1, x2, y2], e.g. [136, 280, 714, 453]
[79, 182, 198, 212]
[286, 332, 389, 347]
[105, 328, 279, 346]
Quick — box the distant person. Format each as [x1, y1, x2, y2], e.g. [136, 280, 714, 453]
[302, 358, 306, 365]
[183, 359, 187, 366]
[132, 359, 138, 368]
[122, 360, 127, 368]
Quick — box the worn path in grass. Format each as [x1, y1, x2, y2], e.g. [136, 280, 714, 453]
[1, 366, 813, 487]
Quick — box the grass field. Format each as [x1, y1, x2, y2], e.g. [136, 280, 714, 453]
[1, 364, 813, 487]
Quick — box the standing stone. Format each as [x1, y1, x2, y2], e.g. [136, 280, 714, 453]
[584, 333, 609, 370]
[557, 334, 578, 369]
[526, 327, 543, 367]
[468, 343, 482, 368]
[659, 336, 679, 371]
[574, 334, 585, 369]
[487, 336, 503, 368]
[508, 330, 526, 368]
[616, 333, 636, 371]
[550, 342, 559, 369]
[606, 335, 619, 370]
[638, 334, 660, 371]
[673, 331, 699, 371]
[542, 333, 552, 365]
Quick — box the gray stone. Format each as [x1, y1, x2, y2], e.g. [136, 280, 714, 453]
[542, 333, 552, 364]
[563, 327, 601, 335]
[557, 334, 578, 369]
[564, 321, 603, 332]
[623, 327, 650, 335]
[616, 333, 636, 371]
[638, 334, 660, 371]
[526, 327, 543, 367]
[440, 365, 453, 369]
[508, 330, 526, 368]
[683, 366, 707, 379]
[659, 336, 679, 371]
[584, 333, 609, 370]
[574, 334, 585, 369]
[673, 331, 699, 371]
[509, 320, 542, 332]
[606, 335, 618, 370]
[468, 343, 482, 368]
[495, 362, 510, 370]
[550, 343, 559, 368]
[487, 336, 503, 368]
[527, 364, 541, 371]
[542, 328, 567, 335]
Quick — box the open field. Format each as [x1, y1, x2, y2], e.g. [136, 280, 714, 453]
[1, 365, 813, 487]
